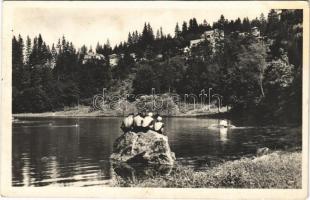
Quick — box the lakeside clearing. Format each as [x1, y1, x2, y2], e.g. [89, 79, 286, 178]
[112, 151, 302, 188]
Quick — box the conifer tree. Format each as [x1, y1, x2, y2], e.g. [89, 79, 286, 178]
[25, 36, 31, 64]
[182, 21, 188, 35]
[174, 23, 181, 38]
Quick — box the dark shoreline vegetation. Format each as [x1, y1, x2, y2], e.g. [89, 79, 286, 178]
[12, 9, 302, 125]
[111, 151, 302, 188]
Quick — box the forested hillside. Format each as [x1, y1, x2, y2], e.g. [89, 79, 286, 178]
[12, 9, 302, 124]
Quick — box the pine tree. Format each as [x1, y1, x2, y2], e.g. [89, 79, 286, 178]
[56, 38, 62, 54]
[142, 23, 148, 39]
[141, 22, 155, 47]
[242, 17, 251, 32]
[103, 39, 112, 57]
[174, 23, 181, 38]
[189, 18, 199, 33]
[147, 23, 155, 42]
[189, 19, 193, 31]
[160, 27, 164, 39]
[29, 36, 38, 67]
[17, 35, 24, 64]
[234, 18, 242, 31]
[251, 17, 261, 30]
[106, 39, 111, 49]
[61, 35, 66, 49]
[127, 32, 133, 45]
[266, 9, 280, 36]
[81, 45, 88, 54]
[38, 34, 43, 51]
[216, 15, 227, 31]
[51, 43, 57, 68]
[134, 30, 139, 43]
[41, 42, 51, 64]
[12, 35, 24, 89]
[259, 13, 267, 31]
[96, 42, 102, 54]
[25, 36, 32, 64]
[182, 21, 188, 35]
[156, 30, 161, 40]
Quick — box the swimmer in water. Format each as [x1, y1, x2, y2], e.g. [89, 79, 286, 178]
[209, 120, 236, 129]
[219, 120, 228, 128]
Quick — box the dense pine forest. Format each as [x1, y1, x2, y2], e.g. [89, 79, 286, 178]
[12, 9, 302, 124]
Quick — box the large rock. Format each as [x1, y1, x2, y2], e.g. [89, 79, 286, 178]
[111, 162, 173, 183]
[110, 130, 176, 165]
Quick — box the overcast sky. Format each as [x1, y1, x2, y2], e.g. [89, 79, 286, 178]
[12, 2, 270, 48]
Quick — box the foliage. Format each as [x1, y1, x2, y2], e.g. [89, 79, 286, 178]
[134, 94, 179, 115]
[12, 9, 303, 124]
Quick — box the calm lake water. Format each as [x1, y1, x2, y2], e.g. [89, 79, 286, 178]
[12, 117, 301, 187]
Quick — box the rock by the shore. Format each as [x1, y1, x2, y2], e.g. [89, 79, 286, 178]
[110, 130, 176, 165]
[112, 162, 173, 183]
[256, 147, 270, 157]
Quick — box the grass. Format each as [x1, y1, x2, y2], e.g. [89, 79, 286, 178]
[111, 151, 302, 188]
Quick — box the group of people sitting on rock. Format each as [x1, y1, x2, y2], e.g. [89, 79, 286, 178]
[120, 112, 165, 135]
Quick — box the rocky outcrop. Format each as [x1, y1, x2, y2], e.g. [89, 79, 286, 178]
[111, 162, 173, 183]
[110, 130, 176, 165]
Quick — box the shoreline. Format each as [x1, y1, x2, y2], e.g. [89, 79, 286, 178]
[13, 110, 229, 118]
[13, 111, 300, 127]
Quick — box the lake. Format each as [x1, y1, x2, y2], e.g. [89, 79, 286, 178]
[12, 117, 301, 187]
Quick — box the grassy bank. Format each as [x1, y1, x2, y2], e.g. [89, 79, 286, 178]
[112, 151, 301, 188]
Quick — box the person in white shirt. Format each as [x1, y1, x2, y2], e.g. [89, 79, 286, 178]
[120, 113, 134, 133]
[153, 116, 165, 135]
[133, 113, 144, 132]
[141, 112, 154, 132]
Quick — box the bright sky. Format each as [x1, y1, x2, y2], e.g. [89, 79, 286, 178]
[11, 1, 270, 48]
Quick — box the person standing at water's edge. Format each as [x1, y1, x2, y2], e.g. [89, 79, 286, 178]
[120, 113, 134, 133]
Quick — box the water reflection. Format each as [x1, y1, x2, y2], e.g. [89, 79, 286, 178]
[219, 127, 228, 143]
[12, 118, 122, 186]
[12, 117, 301, 186]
